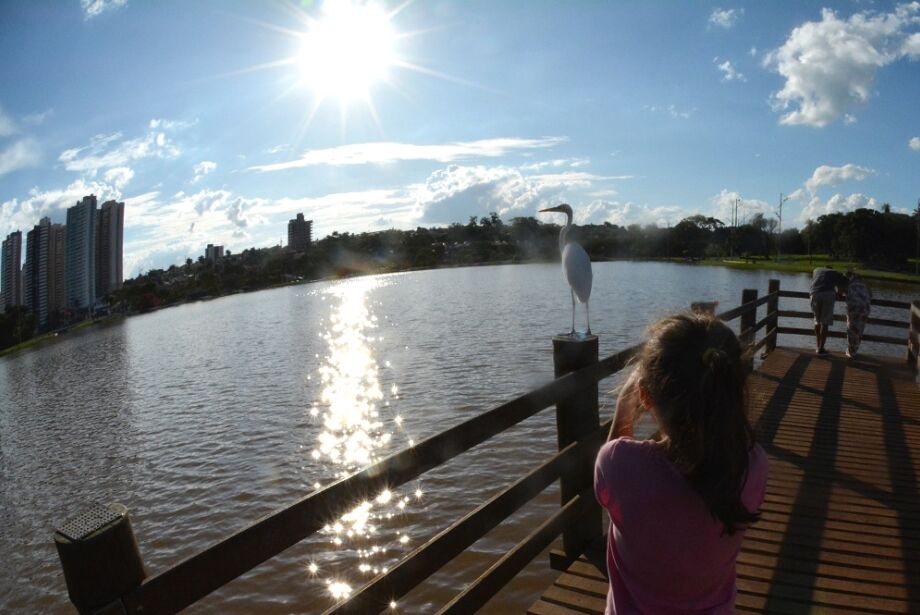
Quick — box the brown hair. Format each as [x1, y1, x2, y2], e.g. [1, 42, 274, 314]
[637, 313, 759, 535]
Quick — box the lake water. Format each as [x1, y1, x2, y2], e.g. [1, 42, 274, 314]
[1, 262, 915, 613]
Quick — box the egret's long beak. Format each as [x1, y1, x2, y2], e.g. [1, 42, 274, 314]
[539, 206, 563, 213]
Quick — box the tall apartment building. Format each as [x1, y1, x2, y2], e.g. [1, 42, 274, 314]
[66, 195, 97, 311]
[287, 213, 312, 252]
[95, 199, 124, 298]
[205, 244, 224, 263]
[1, 230, 22, 310]
[23, 218, 54, 326]
[48, 223, 67, 317]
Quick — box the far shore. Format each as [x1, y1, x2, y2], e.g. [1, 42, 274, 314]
[3, 255, 918, 359]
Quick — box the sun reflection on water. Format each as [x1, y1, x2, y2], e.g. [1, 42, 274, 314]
[307, 277, 420, 601]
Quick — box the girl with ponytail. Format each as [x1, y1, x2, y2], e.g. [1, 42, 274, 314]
[594, 313, 767, 614]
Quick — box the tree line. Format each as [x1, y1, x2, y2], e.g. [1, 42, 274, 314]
[2, 206, 917, 351]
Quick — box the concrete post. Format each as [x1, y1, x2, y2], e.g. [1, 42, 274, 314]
[54, 502, 146, 614]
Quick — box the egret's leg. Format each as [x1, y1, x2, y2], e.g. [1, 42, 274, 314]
[570, 289, 576, 336]
[586, 301, 591, 336]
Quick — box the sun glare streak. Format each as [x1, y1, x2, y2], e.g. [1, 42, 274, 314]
[391, 59, 500, 94]
[308, 277, 423, 597]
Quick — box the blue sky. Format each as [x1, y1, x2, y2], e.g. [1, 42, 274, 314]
[1, 0, 919, 275]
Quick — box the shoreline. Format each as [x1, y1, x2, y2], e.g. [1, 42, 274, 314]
[3, 257, 917, 359]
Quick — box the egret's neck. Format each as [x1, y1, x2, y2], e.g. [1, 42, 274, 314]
[558, 212, 573, 252]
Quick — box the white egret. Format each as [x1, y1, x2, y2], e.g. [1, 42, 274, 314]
[539, 204, 593, 336]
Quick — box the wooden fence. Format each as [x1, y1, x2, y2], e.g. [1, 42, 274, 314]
[53, 279, 917, 615]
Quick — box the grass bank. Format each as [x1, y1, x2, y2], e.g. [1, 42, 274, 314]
[0, 315, 125, 358]
[698, 255, 920, 286]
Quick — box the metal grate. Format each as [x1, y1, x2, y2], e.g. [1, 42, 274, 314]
[57, 504, 121, 541]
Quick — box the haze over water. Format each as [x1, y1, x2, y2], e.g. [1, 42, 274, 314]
[0, 262, 914, 613]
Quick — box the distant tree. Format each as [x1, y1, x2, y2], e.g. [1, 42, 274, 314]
[670, 217, 710, 258]
[0, 306, 37, 350]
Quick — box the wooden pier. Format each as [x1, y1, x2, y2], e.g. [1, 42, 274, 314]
[53, 281, 920, 614]
[529, 346, 920, 614]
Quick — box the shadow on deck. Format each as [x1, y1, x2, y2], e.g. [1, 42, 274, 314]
[530, 346, 920, 615]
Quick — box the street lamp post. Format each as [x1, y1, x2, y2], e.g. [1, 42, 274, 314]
[776, 192, 789, 261]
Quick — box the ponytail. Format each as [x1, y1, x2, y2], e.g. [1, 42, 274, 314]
[639, 314, 760, 535]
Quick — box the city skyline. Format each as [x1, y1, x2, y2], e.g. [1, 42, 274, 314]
[2, 193, 124, 326]
[1, 1, 919, 277]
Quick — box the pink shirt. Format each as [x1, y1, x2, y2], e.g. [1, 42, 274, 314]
[594, 437, 768, 614]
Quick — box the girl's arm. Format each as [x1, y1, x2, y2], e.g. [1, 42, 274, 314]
[609, 370, 642, 440]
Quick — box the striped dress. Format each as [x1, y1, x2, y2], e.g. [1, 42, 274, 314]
[845, 279, 871, 355]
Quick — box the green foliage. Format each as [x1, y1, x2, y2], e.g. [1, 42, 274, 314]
[0, 306, 37, 351]
[15, 205, 916, 342]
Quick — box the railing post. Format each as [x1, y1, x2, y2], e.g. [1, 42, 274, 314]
[908, 300, 920, 371]
[691, 301, 718, 315]
[54, 502, 146, 614]
[741, 289, 757, 368]
[552, 335, 601, 562]
[766, 279, 780, 353]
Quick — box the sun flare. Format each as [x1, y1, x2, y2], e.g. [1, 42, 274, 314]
[297, 0, 397, 101]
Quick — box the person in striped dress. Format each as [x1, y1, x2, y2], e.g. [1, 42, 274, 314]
[844, 272, 872, 359]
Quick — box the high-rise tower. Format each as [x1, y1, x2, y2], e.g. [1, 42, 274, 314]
[47, 223, 67, 318]
[1, 230, 22, 310]
[66, 195, 97, 311]
[23, 218, 53, 326]
[287, 213, 312, 252]
[95, 199, 124, 298]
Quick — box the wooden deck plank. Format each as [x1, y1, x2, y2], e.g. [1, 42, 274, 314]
[530, 347, 920, 614]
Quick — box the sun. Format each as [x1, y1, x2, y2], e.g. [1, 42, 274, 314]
[297, 0, 397, 102]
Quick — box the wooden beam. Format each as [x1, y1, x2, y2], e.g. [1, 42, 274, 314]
[553, 335, 601, 560]
[776, 326, 904, 346]
[324, 422, 610, 614]
[437, 492, 594, 615]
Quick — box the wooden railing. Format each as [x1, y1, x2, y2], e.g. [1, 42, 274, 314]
[52, 279, 917, 615]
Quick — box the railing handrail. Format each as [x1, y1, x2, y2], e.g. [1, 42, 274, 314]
[119, 345, 640, 614]
[778, 289, 911, 310]
[55, 279, 916, 615]
[715, 290, 775, 322]
[777, 309, 908, 330]
[324, 420, 612, 614]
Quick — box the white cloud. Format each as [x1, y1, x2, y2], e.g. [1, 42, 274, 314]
[710, 189, 771, 224]
[764, 3, 920, 127]
[411, 164, 621, 224]
[124, 190, 159, 210]
[264, 144, 290, 155]
[149, 118, 196, 131]
[22, 109, 53, 126]
[804, 163, 875, 193]
[715, 58, 746, 82]
[910, 136, 920, 150]
[520, 158, 590, 171]
[0, 107, 17, 137]
[646, 104, 696, 119]
[191, 160, 217, 183]
[709, 8, 744, 29]
[788, 188, 807, 201]
[904, 31, 920, 56]
[103, 166, 134, 189]
[59, 123, 181, 174]
[80, 0, 127, 20]
[0, 177, 122, 237]
[576, 200, 683, 227]
[415, 165, 542, 223]
[0, 138, 41, 176]
[749, 46, 758, 57]
[225, 197, 267, 229]
[800, 192, 881, 222]
[248, 137, 567, 172]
